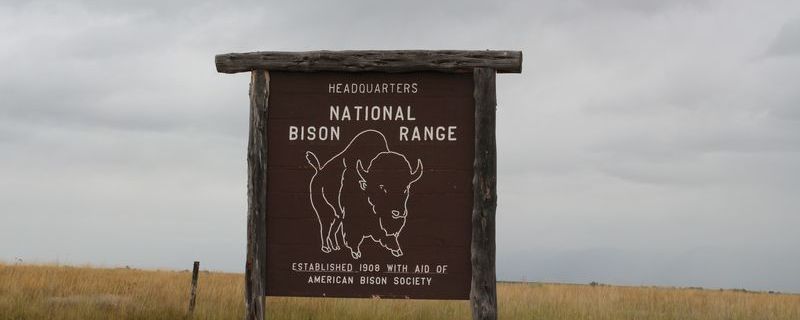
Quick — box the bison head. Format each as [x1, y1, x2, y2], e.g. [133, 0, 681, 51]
[356, 152, 423, 234]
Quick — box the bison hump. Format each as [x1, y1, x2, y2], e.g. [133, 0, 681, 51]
[339, 130, 390, 168]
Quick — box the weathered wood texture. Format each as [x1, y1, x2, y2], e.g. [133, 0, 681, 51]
[471, 68, 498, 320]
[245, 70, 269, 320]
[188, 261, 199, 317]
[216, 50, 522, 74]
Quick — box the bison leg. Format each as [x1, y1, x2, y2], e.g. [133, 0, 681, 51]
[352, 238, 364, 259]
[345, 239, 363, 260]
[326, 219, 342, 251]
[340, 225, 364, 260]
[373, 234, 403, 257]
[385, 235, 403, 257]
[314, 214, 330, 253]
[390, 247, 403, 257]
[329, 220, 343, 251]
[316, 216, 331, 254]
[310, 186, 336, 254]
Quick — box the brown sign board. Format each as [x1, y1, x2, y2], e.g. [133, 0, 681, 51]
[266, 72, 474, 299]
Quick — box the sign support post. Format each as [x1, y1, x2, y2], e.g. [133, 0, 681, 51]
[245, 70, 269, 320]
[471, 67, 498, 320]
[217, 51, 520, 320]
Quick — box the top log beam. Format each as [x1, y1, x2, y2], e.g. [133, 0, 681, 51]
[215, 50, 522, 74]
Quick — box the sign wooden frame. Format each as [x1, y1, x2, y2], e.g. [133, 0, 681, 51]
[215, 50, 522, 320]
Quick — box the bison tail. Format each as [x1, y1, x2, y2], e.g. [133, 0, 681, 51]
[305, 151, 321, 172]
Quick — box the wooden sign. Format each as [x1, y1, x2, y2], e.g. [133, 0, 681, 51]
[215, 50, 522, 320]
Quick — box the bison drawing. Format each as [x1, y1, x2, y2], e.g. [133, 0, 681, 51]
[305, 129, 423, 259]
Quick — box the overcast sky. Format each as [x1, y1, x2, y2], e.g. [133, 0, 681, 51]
[2, 0, 799, 293]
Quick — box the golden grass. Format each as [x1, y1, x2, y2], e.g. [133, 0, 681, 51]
[1, 262, 799, 319]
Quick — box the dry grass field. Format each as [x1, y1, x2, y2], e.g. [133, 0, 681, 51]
[1, 262, 799, 319]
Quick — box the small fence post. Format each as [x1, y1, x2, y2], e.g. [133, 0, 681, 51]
[188, 261, 200, 317]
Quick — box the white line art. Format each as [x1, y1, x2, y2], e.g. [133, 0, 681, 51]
[305, 129, 423, 259]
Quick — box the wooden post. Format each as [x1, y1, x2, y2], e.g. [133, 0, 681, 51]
[245, 70, 269, 320]
[188, 261, 199, 316]
[471, 67, 498, 320]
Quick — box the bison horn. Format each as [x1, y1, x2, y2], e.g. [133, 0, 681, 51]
[356, 160, 368, 190]
[410, 159, 423, 183]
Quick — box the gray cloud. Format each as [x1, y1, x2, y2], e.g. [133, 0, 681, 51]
[2, 0, 799, 293]
[767, 18, 800, 57]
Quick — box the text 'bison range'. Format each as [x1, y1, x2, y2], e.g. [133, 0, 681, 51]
[305, 130, 423, 260]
